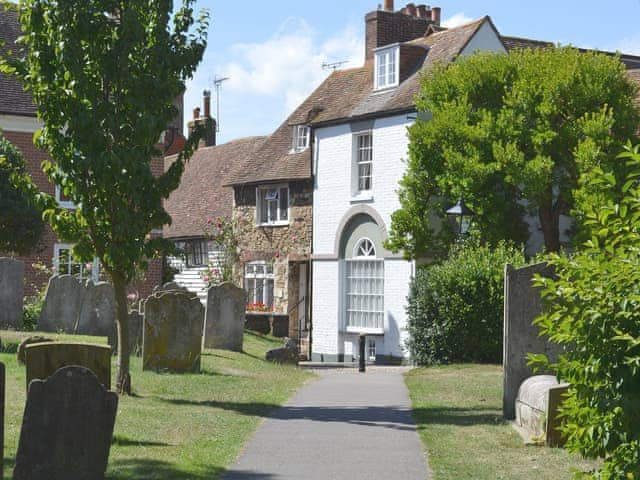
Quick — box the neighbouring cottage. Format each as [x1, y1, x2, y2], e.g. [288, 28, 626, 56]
[0, 5, 175, 298]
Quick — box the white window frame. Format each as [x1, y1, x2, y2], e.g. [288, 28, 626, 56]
[53, 243, 100, 282]
[244, 261, 275, 310]
[55, 185, 76, 209]
[292, 125, 310, 152]
[344, 238, 385, 334]
[256, 184, 290, 227]
[353, 131, 373, 195]
[374, 44, 399, 90]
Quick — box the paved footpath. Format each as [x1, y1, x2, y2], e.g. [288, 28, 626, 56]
[222, 367, 430, 480]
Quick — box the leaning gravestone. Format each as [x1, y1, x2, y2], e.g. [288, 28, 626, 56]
[143, 291, 204, 373]
[203, 283, 246, 351]
[76, 281, 116, 337]
[503, 263, 562, 419]
[13, 366, 118, 480]
[0, 258, 24, 329]
[25, 342, 111, 390]
[38, 275, 85, 333]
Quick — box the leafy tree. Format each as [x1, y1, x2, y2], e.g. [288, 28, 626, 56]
[0, 137, 43, 255]
[387, 47, 639, 258]
[531, 143, 640, 479]
[0, 0, 209, 394]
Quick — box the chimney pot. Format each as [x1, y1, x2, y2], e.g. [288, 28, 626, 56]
[203, 90, 211, 118]
[406, 3, 417, 16]
[193, 107, 200, 120]
[416, 4, 427, 18]
[383, 0, 394, 11]
[432, 6, 441, 25]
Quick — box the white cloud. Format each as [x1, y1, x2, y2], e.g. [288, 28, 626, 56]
[219, 17, 364, 114]
[442, 12, 473, 29]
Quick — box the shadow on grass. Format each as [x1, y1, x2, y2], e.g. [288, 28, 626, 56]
[107, 459, 278, 480]
[412, 405, 505, 427]
[111, 434, 171, 447]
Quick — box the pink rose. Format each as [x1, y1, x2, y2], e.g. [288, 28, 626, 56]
[203, 275, 210, 282]
[274, 252, 280, 259]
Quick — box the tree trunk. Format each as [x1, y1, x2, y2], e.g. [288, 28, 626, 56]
[538, 204, 561, 253]
[112, 271, 132, 395]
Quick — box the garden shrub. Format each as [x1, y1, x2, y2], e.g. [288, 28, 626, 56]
[532, 144, 640, 479]
[407, 239, 525, 364]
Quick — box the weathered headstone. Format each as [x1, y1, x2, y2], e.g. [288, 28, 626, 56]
[128, 310, 144, 356]
[13, 366, 118, 480]
[203, 283, 246, 351]
[25, 342, 111, 390]
[76, 281, 116, 337]
[17, 336, 54, 365]
[0, 362, 5, 478]
[153, 281, 188, 293]
[38, 275, 85, 333]
[0, 258, 24, 329]
[143, 291, 204, 373]
[503, 263, 562, 419]
[266, 338, 299, 364]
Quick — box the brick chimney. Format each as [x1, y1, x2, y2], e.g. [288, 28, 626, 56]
[188, 90, 216, 149]
[365, 3, 438, 60]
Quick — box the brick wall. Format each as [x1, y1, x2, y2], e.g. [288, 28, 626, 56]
[1, 128, 164, 298]
[365, 10, 431, 60]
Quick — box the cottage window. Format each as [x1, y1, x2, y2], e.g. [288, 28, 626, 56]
[257, 186, 289, 226]
[245, 261, 275, 310]
[54, 243, 99, 282]
[55, 185, 76, 209]
[345, 238, 384, 331]
[375, 45, 399, 90]
[354, 132, 373, 192]
[293, 125, 310, 152]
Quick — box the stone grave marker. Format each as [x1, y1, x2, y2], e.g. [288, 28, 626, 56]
[0, 258, 24, 329]
[203, 283, 246, 351]
[0, 362, 4, 477]
[16, 336, 54, 365]
[143, 291, 204, 373]
[38, 275, 85, 333]
[13, 366, 118, 480]
[153, 281, 188, 293]
[503, 263, 562, 419]
[76, 281, 116, 337]
[25, 342, 111, 390]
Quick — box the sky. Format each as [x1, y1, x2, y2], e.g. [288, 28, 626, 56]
[181, 1, 640, 144]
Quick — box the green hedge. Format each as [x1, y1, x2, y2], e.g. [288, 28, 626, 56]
[407, 240, 525, 365]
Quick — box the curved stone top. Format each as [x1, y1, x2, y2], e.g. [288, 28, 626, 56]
[516, 375, 563, 411]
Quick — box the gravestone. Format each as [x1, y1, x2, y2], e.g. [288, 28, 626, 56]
[0, 362, 4, 477]
[17, 336, 54, 365]
[38, 275, 85, 333]
[503, 263, 562, 419]
[266, 338, 299, 364]
[0, 258, 24, 329]
[76, 281, 116, 337]
[13, 366, 118, 480]
[203, 283, 246, 351]
[25, 342, 111, 390]
[153, 281, 188, 293]
[108, 310, 144, 356]
[143, 291, 204, 373]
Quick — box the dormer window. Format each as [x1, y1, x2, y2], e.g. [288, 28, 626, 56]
[374, 45, 399, 90]
[293, 125, 310, 152]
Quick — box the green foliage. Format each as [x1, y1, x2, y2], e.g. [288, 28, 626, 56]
[21, 262, 53, 331]
[0, 0, 209, 392]
[0, 137, 43, 255]
[387, 47, 639, 258]
[533, 143, 640, 479]
[407, 239, 525, 364]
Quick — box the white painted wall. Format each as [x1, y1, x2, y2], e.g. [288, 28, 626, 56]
[0, 114, 41, 133]
[460, 20, 506, 57]
[312, 114, 415, 361]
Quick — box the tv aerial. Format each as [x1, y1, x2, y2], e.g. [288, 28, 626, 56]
[322, 60, 348, 72]
[212, 75, 230, 133]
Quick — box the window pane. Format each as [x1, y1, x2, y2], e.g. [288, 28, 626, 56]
[265, 279, 274, 307]
[268, 199, 277, 222]
[345, 259, 384, 329]
[260, 191, 269, 224]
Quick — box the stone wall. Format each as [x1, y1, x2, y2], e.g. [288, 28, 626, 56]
[232, 179, 312, 316]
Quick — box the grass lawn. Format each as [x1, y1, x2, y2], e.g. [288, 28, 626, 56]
[1, 330, 313, 479]
[405, 364, 600, 480]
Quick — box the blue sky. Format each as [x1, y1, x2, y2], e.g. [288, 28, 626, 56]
[182, 1, 640, 144]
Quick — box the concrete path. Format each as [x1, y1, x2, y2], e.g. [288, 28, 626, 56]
[222, 367, 430, 480]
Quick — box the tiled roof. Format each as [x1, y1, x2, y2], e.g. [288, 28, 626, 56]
[164, 136, 265, 239]
[0, 6, 36, 117]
